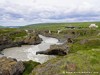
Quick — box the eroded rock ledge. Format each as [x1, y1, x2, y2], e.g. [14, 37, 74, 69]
[0, 30, 42, 52]
[23, 33, 42, 45]
[0, 57, 25, 75]
[36, 43, 69, 56]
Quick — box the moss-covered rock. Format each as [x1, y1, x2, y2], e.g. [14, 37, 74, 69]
[0, 57, 25, 75]
[23, 60, 40, 75]
[36, 43, 69, 56]
[23, 33, 42, 45]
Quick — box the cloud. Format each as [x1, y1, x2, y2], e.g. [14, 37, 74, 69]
[0, 0, 100, 26]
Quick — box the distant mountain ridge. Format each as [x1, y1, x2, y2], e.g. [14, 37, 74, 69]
[20, 21, 100, 30]
[0, 26, 5, 28]
[0, 25, 22, 28]
[5, 26, 22, 28]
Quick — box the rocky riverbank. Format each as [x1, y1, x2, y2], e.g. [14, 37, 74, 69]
[36, 42, 69, 56]
[0, 57, 25, 75]
[0, 57, 40, 75]
[0, 29, 42, 52]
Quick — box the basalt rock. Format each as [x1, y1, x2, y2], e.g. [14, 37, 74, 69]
[0, 31, 42, 52]
[36, 43, 69, 56]
[0, 42, 22, 51]
[0, 35, 22, 52]
[0, 57, 25, 75]
[23, 33, 42, 45]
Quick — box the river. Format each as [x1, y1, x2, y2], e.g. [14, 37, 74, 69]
[0, 35, 62, 63]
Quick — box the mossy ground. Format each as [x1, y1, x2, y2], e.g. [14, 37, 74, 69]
[20, 22, 100, 30]
[23, 60, 40, 75]
[31, 47, 100, 75]
[0, 28, 27, 41]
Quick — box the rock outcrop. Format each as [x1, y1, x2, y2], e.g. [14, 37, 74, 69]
[0, 57, 25, 75]
[0, 30, 42, 52]
[23, 33, 42, 45]
[0, 35, 22, 51]
[36, 43, 69, 56]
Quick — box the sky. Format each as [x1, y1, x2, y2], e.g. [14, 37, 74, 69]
[0, 0, 100, 26]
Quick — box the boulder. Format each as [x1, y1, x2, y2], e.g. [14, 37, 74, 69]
[0, 57, 25, 75]
[23, 33, 42, 45]
[36, 43, 69, 56]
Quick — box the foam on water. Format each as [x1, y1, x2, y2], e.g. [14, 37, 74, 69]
[1, 35, 62, 63]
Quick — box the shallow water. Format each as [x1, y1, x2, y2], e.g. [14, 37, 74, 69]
[1, 35, 62, 63]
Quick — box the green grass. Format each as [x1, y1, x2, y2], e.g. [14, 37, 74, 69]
[0, 28, 27, 41]
[20, 22, 100, 30]
[31, 49, 100, 75]
[23, 60, 40, 75]
[0, 28, 16, 34]
[69, 33, 100, 53]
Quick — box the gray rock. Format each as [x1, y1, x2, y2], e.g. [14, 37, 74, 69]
[36, 43, 69, 56]
[23, 33, 42, 45]
[0, 57, 25, 75]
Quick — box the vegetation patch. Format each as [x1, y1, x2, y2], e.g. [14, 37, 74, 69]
[31, 49, 100, 75]
[23, 60, 40, 75]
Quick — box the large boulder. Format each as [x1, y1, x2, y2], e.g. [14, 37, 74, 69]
[36, 43, 69, 56]
[0, 57, 25, 75]
[23, 33, 42, 45]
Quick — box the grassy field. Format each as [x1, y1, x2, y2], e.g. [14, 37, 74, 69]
[20, 22, 100, 30]
[0, 28, 27, 41]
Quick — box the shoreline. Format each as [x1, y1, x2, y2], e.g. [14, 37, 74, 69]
[0, 35, 61, 63]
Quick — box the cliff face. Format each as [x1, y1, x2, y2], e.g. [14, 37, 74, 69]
[0, 57, 25, 75]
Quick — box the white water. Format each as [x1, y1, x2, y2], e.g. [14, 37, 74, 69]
[1, 35, 61, 63]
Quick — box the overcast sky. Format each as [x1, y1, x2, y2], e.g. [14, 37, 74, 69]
[0, 0, 100, 26]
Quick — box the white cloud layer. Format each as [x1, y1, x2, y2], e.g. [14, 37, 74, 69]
[0, 0, 100, 26]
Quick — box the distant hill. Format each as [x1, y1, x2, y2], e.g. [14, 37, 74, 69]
[20, 21, 100, 30]
[0, 26, 6, 28]
[5, 26, 22, 28]
[0, 25, 22, 28]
